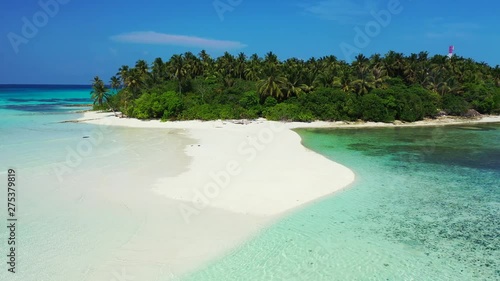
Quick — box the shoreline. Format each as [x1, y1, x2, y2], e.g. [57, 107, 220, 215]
[76, 111, 358, 216]
[75, 111, 500, 128]
[288, 114, 500, 129]
[73, 111, 500, 279]
[74, 111, 358, 279]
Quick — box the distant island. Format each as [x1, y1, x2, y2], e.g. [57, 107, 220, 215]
[90, 50, 500, 123]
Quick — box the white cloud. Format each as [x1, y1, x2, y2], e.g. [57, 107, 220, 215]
[110, 31, 247, 50]
[302, 0, 380, 24]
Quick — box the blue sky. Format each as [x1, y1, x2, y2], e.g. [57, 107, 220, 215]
[1, 0, 499, 84]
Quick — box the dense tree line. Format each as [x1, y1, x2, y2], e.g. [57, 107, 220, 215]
[91, 50, 500, 122]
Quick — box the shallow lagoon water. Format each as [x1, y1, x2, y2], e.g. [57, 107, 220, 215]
[2, 86, 498, 280]
[0, 86, 191, 281]
[183, 125, 500, 280]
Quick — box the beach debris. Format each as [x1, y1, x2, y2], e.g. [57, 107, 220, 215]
[231, 119, 250, 125]
[462, 109, 481, 118]
[435, 110, 447, 117]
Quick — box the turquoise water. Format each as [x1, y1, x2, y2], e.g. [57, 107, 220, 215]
[0, 85, 94, 170]
[0, 86, 191, 281]
[2, 86, 499, 280]
[183, 125, 500, 280]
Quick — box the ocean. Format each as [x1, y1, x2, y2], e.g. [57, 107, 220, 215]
[183, 126, 500, 280]
[1, 85, 499, 280]
[0, 85, 190, 281]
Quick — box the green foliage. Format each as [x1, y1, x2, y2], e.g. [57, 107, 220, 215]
[493, 88, 500, 114]
[180, 104, 248, 120]
[92, 104, 109, 111]
[463, 83, 496, 114]
[94, 50, 500, 123]
[411, 86, 440, 117]
[442, 94, 469, 115]
[239, 91, 260, 108]
[239, 91, 262, 117]
[180, 104, 219, 120]
[298, 87, 359, 121]
[396, 92, 424, 122]
[90, 76, 111, 107]
[385, 77, 406, 87]
[263, 96, 278, 107]
[106, 93, 120, 110]
[129, 91, 183, 120]
[371, 88, 398, 119]
[264, 102, 314, 122]
[361, 94, 395, 122]
[370, 85, 438, 121]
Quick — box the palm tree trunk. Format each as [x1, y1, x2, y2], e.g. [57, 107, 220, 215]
[107, 101, 118, 117]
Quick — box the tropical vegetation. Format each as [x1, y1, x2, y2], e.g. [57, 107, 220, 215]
[90, 76, 111, 109]
[91, 50, 500, 122]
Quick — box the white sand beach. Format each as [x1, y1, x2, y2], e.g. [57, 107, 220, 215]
[72, 111, 357, 280]
[73, 112, 500, 280]
[78, 111, 358, 216]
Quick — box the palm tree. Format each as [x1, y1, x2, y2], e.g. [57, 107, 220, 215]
[244, 53, 262, 81]
[491, 65, 500, 87]
[369, 53, 383, 69]
[117, 65, 130, 86]
[283, 80, 306, 98]
[351, 55, 375, 95]
[151, 57, 165, 83]
[125, 69, 143, 97]
[257, 75, 289, 101]
[383, 51, 405, 78]
[215, 71, 235, 88]
[235, 52, 247, 79]
[134, 60, 150, 86]
[184, 51, 201, 78]
[135, 60, 149, 77]
[303, 57, 320, 87]
[257, 52, 290, 100]
[417, 51, 429, 62]
[90, 76, 110, 107]
[334, 66, 353, 92]
[372, 66, 388, 88]
[167, 54, 187, 94]
[444, 77, 464, 96]
[110, 76, 121, 93]
[198, 50, 214, 77]
[284, 58, 308, 88]
[353, 54, 369, 67]
[216, 52, 236, 78]
[352, 65, 375, 95]
[314, 68, 336, 88]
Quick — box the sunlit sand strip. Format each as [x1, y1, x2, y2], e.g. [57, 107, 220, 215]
[76, 112, 499, 280]
[79, 111, 356, 217]
[76, 111, 356, 279]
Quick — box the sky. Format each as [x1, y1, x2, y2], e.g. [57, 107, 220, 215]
[0, 0, 499, 84]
